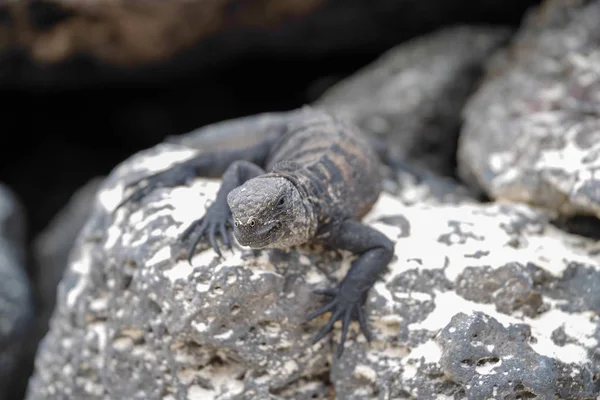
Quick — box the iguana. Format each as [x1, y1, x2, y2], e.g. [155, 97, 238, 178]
[117, 107, 395, 357]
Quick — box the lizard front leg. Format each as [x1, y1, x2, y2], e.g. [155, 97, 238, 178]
[307, 219, 394, 357]
[181, 160, 264, 261]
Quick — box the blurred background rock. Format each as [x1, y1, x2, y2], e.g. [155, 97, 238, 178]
[0, 0, 543, 398]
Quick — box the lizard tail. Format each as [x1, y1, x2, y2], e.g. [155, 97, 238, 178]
[164, 108, 314, 153]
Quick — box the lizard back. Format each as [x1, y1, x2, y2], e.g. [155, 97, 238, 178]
[265, 111, 382, 221]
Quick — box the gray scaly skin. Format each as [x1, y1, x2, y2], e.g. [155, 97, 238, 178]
[116, 108, 394, 357]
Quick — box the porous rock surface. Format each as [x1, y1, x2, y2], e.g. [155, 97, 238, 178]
[458, 0, 600, 216]
[26, 143, 600, 399]
[0, 184, 33, 397]
[317, 26, 511, 176]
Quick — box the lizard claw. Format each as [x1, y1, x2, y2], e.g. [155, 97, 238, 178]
[307, 286, 372, 357]
[180, 205, 233, 262]
[115, 163, 196, 212]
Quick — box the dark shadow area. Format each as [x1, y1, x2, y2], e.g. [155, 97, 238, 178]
[553, 215, 600, 241]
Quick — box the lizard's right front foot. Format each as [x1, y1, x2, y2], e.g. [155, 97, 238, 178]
[115, 163, 197, 211]
[180, 204, 235, 261]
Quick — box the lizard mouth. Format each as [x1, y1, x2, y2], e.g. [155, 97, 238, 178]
[235, 222, 282, 248]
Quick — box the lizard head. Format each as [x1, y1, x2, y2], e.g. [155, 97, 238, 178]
[227, 176, 315, 249]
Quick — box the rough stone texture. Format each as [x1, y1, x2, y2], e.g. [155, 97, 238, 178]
[0, 184, 33, 397]
[26, 143, 600, 399]
[0, 0, 540, 87]
[33, 177, 103, 332]
[316, 26, 511, 175]
[458, 0, 600, 216]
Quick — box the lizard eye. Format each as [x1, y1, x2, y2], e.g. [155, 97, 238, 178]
[277, 196, 286, 207]
[249, 218, 256, 227]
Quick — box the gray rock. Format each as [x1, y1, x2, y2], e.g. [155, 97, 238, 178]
[458, 0, 600, 217]
[33, 177, 104, 331]
[0, 183, 33, 396]
[316, 26, 511, 175]
[26, 143, 600, 399]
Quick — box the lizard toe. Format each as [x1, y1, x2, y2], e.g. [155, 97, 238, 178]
[337, 307, 353, 358]
[312, 287, 338, 297]
[184, 219, 209, 263]
[305, 298, 338, 322]
[208, 226, 221, 258]
[311, 307, 344, 345]
[115, 164, 196, 212]
[309, 285, 372, 357]
[182, 204, 233, 262]
[356, 304, 373, 342]
[219, 222, 232, 250]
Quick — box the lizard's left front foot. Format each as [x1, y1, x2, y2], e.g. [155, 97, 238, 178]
[306, 286, 373, 357]
[180, 203, 234, 261]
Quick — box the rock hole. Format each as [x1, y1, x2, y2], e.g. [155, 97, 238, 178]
[208, 355, 225, 366]
[476, 356, 499, 366]
[461, 359, 473, 367]
[516, 392, 537, 399]
[514, 383, 537, 399]
[248, 326, 256, 333]
[148, 299, 162, 314]
[121, 274, 133, 290]
[476, 356, 500, 374]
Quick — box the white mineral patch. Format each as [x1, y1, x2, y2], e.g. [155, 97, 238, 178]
[168, 180, 222, 225]
[97, 183, 124, 213]
[407, 338, 442, 365]
[112, 337, 134, 352]
[528, 305, 597, 363]
[89, 297, 108, 312]
[164, 260, 195, 283]
[488, 151, 515, 173]
[476, 358, 502, 375]
[88, 322, 108, 354]
[134, 147, 197, 173]
[213, 330, 234, 340]
[147, 246, 171, 266]
[191, 321, 208, 333]
[189, 247, 219, 268]
[411, 290, 597, 365]
[195, 283, 210, 293]
[66, 252, 92, 308]
[535, 126, 590, 174]
[353, 364, 377, 382]
[104, 225, 122, 249]
[283, 360, 299, 375]
[187, 363, 245, 400]
[304, 269, 326, 284]
[401, 340, 443, 380]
